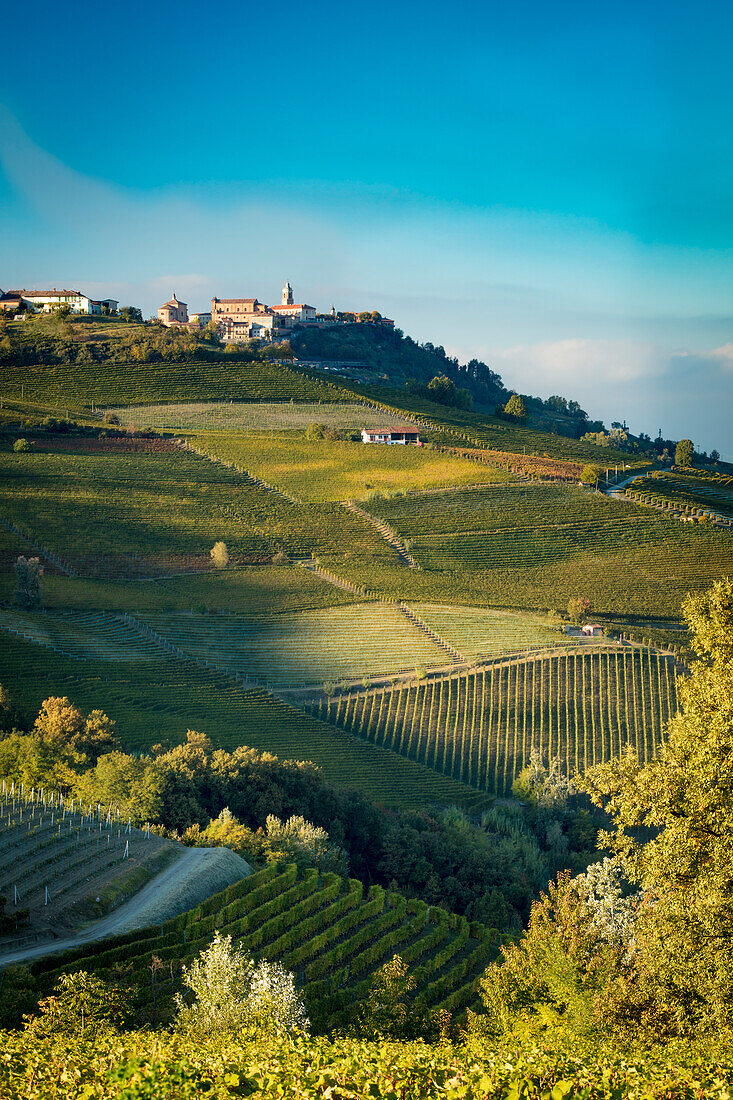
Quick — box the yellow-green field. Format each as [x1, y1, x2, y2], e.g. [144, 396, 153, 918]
[188, 430, 509, 502]
[119, 401, 385, 432]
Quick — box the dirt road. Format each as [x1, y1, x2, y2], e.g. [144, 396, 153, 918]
[0, 847, 249, 968]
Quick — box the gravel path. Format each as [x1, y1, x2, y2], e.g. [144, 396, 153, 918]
[0, 847, 250, 968]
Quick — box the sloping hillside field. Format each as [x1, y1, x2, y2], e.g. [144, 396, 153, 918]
[28, 862, 504, 1030]
[308, 646, 680, 794]
[0, 382, 726, 814]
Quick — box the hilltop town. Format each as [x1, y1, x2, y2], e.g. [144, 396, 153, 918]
[0, 281, 394, 346]
[158, 281, 394, 343]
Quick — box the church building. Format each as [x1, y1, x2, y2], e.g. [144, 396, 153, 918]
[268, 282, 317, 326]
[157, 293, 188, 326]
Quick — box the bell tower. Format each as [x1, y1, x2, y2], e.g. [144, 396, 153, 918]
[282, 281, 294, 306]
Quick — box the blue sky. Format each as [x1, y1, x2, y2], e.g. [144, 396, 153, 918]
[1, 0, 731, 454]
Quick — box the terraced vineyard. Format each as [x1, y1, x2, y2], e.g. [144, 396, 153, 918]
[626, 469, 733, 520]
[334, 482, 733, 616]
[409, 604, 571, 659]
[309, 647, 681, 794]
[0, 608, 165, 661]
[0, 785, 174, 934]
[0, 631, 489, 812]
[29, 862, 503, 1030]
[1, 357, 359, 409]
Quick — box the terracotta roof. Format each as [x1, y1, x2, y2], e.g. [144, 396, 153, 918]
[363, 428, 419, 434]
[213, 298, 259, 305]
[22, 289, 84, 297]
[270, 303, 315, 312]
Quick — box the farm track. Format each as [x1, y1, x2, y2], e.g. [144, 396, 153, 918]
[0, 848, 250, 969]
[177, 438, 302, 504]
[297, 560, 366, 596]
[343, 501, 417, 568]
[397, 603, 463, 662]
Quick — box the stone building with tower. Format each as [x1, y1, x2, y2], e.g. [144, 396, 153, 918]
[269, 282, 317, 326]
[157, 293, 188, 326]
[208, 281, 386, 343]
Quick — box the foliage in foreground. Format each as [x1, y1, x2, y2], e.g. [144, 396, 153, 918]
[472, 578, 733, 1041]
[175, 931, 309, 1039]
[1, 1027, 732, 1099]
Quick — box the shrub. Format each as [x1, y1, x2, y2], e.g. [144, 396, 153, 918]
[175, 931, 308, 1038]
[13, 438, 32, 453]
[14, 556, 43, 609]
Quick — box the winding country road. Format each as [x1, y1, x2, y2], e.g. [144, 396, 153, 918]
[0, 847, 249, 969]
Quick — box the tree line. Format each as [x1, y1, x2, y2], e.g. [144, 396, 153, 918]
[0, 691, 602, 932]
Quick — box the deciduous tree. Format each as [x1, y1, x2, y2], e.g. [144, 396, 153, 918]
[210, 541, 229, 569]
[583, 578, 733, 1034]
[675, 438, 694, 466]
[503, 394, 527, 419]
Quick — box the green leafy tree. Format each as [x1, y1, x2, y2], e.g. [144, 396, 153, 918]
[469, 871, 616, 1040]
[265, 814, 349, 875]
[503, 394, 527, 419]
[25, 971, 124, 1039]
[567, 596, 592, 623]
[512, 750, 574, 809]
[355, 955, 448, 1040]
[0, 732, 83, 792]
[73, 751, 163, 824]
[75, 709, 119, 761]
[580, 464, 602, 486]
[183, 806, 259, 862]
[176, 930, 308, 1038]
[427, 374, 456, 403]
[675, 438, 694, 466]
[119, 305, 143, 323]
[33, 696, 84, 748]
[583, 578, 733, 1035]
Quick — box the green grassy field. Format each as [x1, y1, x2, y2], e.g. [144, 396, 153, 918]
[29, 863, 501, 1030]
[310, 647, 680, 794]
[187, 430, 507, 502]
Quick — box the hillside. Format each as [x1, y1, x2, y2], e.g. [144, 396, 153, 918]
[25, 862, 503, 1031]
[2, 310, 650, 463]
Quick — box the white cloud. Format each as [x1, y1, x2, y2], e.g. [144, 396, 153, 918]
[490, 338, 668, 389]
